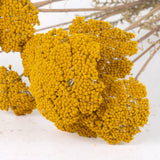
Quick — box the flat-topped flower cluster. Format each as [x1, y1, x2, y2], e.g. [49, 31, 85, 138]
[0, 0, 150, 144]
[21, 17, 149, 144]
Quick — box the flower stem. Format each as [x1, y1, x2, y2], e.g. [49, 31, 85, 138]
[137, 25, 160, 43]
[130, 17, 160, 31]
[34, 0, 63, 8]
[38, 0, 152, 13]
[125, 5, 160, 31]
[36, 12, 100, 32]
[36, 20, 72, 32]
[133, 40, 160, 63]
[100, 9, 123, 20]
[19, 73, 24, 78]
[135, 45, 160, 80]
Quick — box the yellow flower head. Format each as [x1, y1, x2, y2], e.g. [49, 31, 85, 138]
[84, 76, 149, 144]
[22, 17, 149, 144]
[0, 0, 40, 53]
[70, 16, 138, 78]
[0, 66, 36, 115]
[26, 28, 104, 136]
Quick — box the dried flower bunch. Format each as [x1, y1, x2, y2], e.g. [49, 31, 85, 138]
[0, 0, 40, 53]
[0, 66, 36, 115]
[0, 0, 151, 144]
[20, 16, 150, 144]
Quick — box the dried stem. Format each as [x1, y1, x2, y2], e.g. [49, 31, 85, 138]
[100, 9, 123, 20]
[36, 12, 100, 32]
[137, 25, 160, 43]
[130, 17, 160, 31]
[132, 40, 160, 63]
[36, 0, 153, 32]
[85, 11, 112, 20]
[135, 45, 160, 80]
[34, 0, 63, 8]
[36, 20, 72, 32]
[38, 0, 152, 13]
[125, 5, 160, 31]
[19, 73, 24, 78]
[83, 12, 104, 19]
[38, 7, 107, 12]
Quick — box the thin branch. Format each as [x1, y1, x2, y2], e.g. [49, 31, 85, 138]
[84, 11, 104, 20]
[100, 9, 125, 20]
[132, 40, 160, 63]
[36, 12, 101, 32]
[87, 11, 109, 20]
[0, 51, 3, 53]
[26, 90, 32, 96]
[130, 17, 160, 31]
[38, 8, 107, 12]
[19, 73, 24, 78]
[36, 20, 72, 32]
[38, 0, 152, 13]
[125, 5, 160, 31]
[137, 25, 160, 43]
[135, 45, 160, 80]
[34, 0, 63, 8]
[36, 0, 152, 32]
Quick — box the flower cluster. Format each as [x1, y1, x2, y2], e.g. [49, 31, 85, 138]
[0, 66, 36, 115]
[84, 76, 149, 144]
[69, 16, 138, 78]
[21, 17, 149, 144]
[0, 0, 40, 53]
[28, 28, 105, 133]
